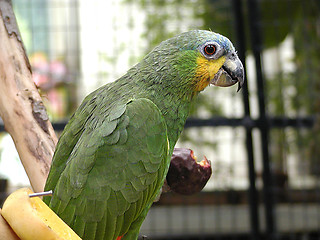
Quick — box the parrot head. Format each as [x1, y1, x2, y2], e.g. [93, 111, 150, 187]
[193, 30, 244, 92]
[140, 30, 244, 97]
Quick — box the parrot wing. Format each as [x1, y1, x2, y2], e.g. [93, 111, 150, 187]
[45, 97, 169, 240]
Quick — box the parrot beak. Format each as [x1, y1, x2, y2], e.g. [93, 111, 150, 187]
[210, 52, 244, 92]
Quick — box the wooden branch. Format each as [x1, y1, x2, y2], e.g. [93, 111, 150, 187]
[0, 0, 57, 193]
[0, 209, 19, 240]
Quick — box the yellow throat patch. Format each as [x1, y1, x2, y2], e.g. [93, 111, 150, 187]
[194, 55, 226, 92]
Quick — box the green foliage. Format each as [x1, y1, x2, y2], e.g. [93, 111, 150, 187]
[291, 1, 320, 176]
[125, 0, 206, 53]
[265, 0, 320, 175]
[202, 0, 302, 51]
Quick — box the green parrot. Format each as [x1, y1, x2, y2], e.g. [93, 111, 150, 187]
[44, 30, 244, 240]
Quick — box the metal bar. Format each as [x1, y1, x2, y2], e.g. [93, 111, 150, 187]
[0, 116, 315, 133]
[247, 0, 276, 239]
[231, 0, 260, 239]
[268, 116, 315, 128]
[29, 190, 53, 198]
[184, 117, 314, 128]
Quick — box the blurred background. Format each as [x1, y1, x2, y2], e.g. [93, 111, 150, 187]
[0, 0, 319, 239]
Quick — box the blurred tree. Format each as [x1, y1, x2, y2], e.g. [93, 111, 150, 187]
[291, 1, 320, 176]
[263, 0, 320, 178]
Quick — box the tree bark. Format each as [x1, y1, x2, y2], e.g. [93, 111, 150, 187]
[0, 209, 19, 240]
[0, 0, 57, 193]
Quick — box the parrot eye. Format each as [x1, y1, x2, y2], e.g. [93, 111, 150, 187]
[204, 44, 216, 56]
[200, 42, 223, 59]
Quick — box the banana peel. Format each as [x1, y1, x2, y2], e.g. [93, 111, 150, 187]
[0, 188, 81, 240]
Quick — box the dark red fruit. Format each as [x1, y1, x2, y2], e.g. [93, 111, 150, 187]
[166, 148, 212, 195]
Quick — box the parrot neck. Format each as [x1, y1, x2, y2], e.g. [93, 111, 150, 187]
[124, 66, 198, 153]
[151, 92, 193, 153]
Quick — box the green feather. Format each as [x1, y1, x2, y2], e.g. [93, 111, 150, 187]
[45, 98, 169, 239]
